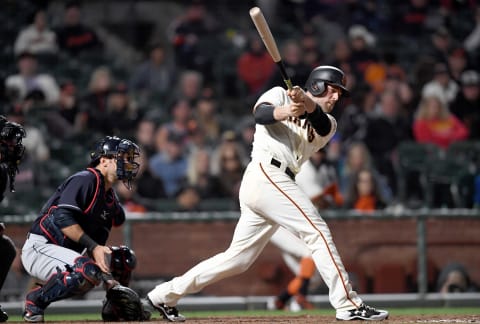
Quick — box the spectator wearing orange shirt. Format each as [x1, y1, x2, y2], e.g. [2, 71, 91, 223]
[344, 168, 387, 212]
[412, 94, 469, 149]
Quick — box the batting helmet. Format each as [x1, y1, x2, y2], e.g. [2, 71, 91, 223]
[90, 136, 140, 189]
[305, 65, 349, 96]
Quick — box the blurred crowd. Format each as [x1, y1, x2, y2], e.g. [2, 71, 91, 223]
[1, 0, 480, 214]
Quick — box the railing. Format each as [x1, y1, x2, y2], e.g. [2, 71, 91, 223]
[3, 208, 480, 299]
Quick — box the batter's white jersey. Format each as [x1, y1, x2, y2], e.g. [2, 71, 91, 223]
[251, 87, 336, 174]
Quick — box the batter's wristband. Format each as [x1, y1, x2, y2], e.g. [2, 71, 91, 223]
[79, 233, 98, 252]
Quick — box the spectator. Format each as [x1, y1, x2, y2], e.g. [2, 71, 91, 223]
[77, 66, 113, 134]
[186, 148, 223, 199]
[235, 115, 256, 155]
[14, 9, 58, 56]
[212, 137, 246, 204]
[412, 93, 469, 149]
[337, 83, 376, 149]
[154, 99, 195, 152]
[57, 80, 81, 130]
[149, 131, 188, 198]
[450, 70, 480, 140]
[5, 51, 60, 106]
[175, 185, 201, 211]
[167, 0, 220, 81]
[194, 96, 223, 147]
[54, 1, 102, 56]
[135, 149, 167, 200]
[423, 26, 454, 66]
[343, 168, 387, 212]
[134, 119, 158, 158]
[446, 47, 469, 82]
[236, 33, 275, 96]
[338, 141, 392, 203]
[171, 70, 204, 107]
[105, 83, 140, 137]
[129, 42, 176, 104]
[363, 90, 412, 196]
[347, 25, 378, 81]
[436, 262, 479, 293]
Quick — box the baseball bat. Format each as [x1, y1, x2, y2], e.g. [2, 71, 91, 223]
[249, 6, 293, 90]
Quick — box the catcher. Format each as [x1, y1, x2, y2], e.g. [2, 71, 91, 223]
[21, 136, 149, 322]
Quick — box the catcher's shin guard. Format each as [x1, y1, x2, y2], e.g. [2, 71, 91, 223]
[24, 256, 102, 322]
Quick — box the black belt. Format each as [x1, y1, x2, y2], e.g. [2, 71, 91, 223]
[270, 158, 295, 180]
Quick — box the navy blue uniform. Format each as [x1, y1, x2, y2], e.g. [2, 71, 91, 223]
[29, 167, 125, 253]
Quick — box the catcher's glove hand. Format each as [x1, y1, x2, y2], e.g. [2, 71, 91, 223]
[101, 284, 150, 321]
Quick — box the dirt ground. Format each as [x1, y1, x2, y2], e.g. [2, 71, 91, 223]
[8, 315, 480, 323]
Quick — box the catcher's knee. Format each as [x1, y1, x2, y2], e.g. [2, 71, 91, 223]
[110, 245, 137, 286]
[71, 256, 103, 292]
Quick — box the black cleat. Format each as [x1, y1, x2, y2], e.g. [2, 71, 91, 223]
[0, 305, 8, 322]
[141, 296, 186, 322]
[336, 303, 389, 321]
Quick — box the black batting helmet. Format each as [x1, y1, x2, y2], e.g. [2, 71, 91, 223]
[305, 65, 349, 96]
[90, 136, 140, 189]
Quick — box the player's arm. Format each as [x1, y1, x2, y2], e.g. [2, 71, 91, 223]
[57, 209, 111, 273]
[254, 101, 305, 124]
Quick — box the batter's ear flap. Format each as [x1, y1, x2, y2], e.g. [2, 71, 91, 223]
[309, 80, 326, 96]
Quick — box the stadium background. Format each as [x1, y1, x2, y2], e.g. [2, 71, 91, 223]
[1, 0, 480, 309]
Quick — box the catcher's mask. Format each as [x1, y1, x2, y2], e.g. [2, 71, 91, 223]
[0, 116, 26, 192]
[90, 136, 140, 189]
[305, 65, 349, 97]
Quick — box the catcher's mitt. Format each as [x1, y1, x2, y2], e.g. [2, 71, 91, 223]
[101, 284, 150, 321]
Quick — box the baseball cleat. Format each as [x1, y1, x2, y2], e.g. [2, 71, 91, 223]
[141, 296, 185, 322]
[0, 305, 8, 322]
[23, 289, 45, 323]
[336, 303, 389, 321]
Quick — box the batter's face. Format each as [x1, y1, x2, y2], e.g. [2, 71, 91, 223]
[309, 85, 342, 113]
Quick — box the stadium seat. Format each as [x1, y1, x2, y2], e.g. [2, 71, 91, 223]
[396, 142, 443, 207]
[424, 156, 474, 208]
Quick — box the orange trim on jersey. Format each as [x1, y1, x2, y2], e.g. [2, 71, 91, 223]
[259, 162, 359, 309]
[85, 168, 101, 214]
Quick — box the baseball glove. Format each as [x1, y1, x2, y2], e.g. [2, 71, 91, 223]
[101, 284, 149, 321]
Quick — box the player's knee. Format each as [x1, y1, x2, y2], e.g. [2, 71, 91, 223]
[72, 256, 103, 288]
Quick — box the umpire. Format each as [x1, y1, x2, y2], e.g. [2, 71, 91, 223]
[21, 136, 145, 322]
[0, 115, 26, 322]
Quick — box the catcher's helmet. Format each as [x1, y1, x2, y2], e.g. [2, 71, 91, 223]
[0, 116, 26, 192]
[305, 65, 349, 96]
[90, 136, 140, 189]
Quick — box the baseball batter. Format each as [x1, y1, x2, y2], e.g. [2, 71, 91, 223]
[0, 115, 26, 322]
[144, 66, 389, 321]
[21, 136, 142, 322]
